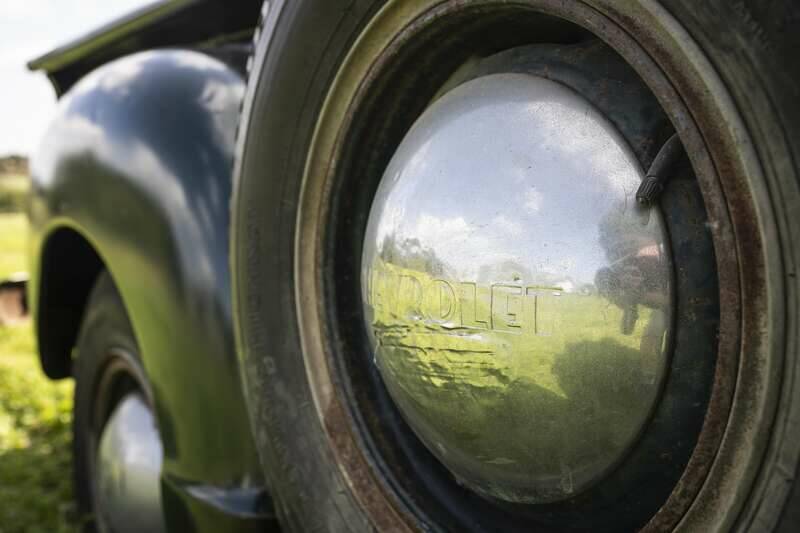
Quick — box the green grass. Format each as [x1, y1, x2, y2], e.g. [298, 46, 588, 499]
[0, 213, 28, 280]
[0, 213, 76, 532]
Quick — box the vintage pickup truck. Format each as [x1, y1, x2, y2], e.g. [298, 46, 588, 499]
[22, 0, 800, 531]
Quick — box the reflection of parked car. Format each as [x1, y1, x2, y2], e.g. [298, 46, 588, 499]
[25, 1, 800, 531]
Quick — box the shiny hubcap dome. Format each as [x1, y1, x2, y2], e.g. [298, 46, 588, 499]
[96, 393, 166, 532]
[361, 74, 673, 503]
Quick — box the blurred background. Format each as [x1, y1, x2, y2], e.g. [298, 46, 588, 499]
[1, 2, 150, 531]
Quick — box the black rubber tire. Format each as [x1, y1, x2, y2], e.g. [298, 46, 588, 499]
[232, 1, 800, 531]
[72, 272, 148, 533]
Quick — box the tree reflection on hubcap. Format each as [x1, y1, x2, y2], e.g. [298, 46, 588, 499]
[361, 74, 674, 503]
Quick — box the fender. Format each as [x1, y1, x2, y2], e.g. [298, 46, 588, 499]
[28, 0, 263, 96]
[29, 49, 272, 531]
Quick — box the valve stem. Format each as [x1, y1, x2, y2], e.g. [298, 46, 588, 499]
[636, 133, 684, 206]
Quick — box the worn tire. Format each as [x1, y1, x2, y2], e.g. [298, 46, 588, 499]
[232, 1, 800, 531]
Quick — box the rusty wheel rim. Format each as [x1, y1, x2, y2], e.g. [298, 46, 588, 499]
[292, 0, 778, 530]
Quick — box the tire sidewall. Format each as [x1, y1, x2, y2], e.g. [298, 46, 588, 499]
[232, 1, 387, 531]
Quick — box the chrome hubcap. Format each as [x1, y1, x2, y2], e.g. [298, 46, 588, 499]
[96, 393, 166, 533]
[361, 74, 674, 503]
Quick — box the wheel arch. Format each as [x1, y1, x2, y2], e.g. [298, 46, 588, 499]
[34, 225, 104, 379]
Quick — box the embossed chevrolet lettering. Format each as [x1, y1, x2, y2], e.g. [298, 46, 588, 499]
[367, 265, 563, 335]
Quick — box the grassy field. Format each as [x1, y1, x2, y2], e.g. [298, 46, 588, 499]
[0, 213, 27, 280]
[0, 175, 28, 214]
[0, 212, 76, 532]
[367, 259, 665, 500]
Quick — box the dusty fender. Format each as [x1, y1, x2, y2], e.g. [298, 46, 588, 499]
[29, 49, 273, 531]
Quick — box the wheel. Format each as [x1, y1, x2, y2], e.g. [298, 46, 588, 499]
[72, 272, 166, 533]
[232, 1, 800, 531]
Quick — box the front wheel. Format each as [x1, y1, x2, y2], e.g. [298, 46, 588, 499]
[72, 272, 165, 533]
[232, 1, 800, 531]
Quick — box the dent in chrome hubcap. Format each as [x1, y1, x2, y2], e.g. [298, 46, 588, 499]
[96, 393, 165, 533]
[361, 74, 674, 503]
